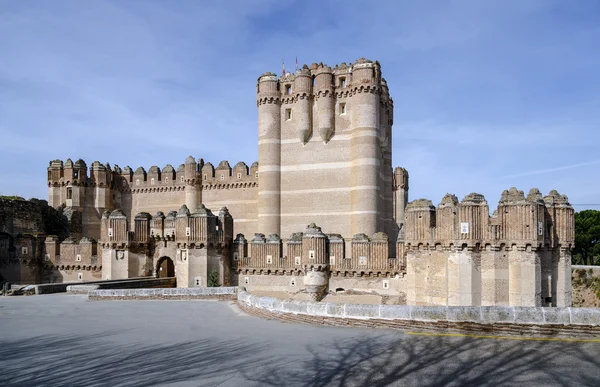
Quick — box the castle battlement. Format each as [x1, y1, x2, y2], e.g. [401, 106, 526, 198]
[402, 188, 574, 250]
[99, 204, 233, 250]
[48, 157, 259, 189]
[234, 223, 405, 279]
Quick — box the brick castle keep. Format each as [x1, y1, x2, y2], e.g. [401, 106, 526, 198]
[35, 58, 575, 306]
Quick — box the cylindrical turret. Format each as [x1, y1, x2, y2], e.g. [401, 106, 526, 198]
[294, 67, 312, 144]
[458, 193, 489, 243]
[436, 194, 459, 242]
[544, 190, 575, 247]
[394, 167, 409, 227]
[314, 65, 335, 143]
[404, 199, 436, 244]
[350, 59, 380, 236]
[184, 156, 199, 211]
[257, 72, 281, 236]
[47, 160, 64, 208]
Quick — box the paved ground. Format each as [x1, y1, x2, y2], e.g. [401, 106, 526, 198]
[0, 295, 599, 387]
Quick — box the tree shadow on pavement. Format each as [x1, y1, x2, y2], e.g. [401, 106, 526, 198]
[243, 333, 600, 387]
[0, 331, 271, 387]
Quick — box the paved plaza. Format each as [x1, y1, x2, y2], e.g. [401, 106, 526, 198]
[1, 295, 599, 387]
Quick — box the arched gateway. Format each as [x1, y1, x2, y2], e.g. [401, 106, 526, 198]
[156, 256, 174, 278]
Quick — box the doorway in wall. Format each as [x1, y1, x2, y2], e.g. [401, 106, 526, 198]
[157, 256, 174, 278]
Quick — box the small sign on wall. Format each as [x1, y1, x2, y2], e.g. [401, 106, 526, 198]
[460, 222, 469, 234]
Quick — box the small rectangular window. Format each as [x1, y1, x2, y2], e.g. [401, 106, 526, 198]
[136, 179, 140, 186]
[180, 176, 184, 183]
[255, 172, 259, 178]
[285, 108, 292, 121]
[21, 246, 28, 255]
[233, 252, 238, 261]
[108, 228, 113, 237]
[339, 103, 346, 115]
[76, 254, 81, 262]
[151, 178, 155, 185]
[340, 77, 346, 88]
[285, 85, 292, 95]
[309, 250, 315, 260]
[66, 187, 73, 199]
[237, 172, 241, 179]
[295, 256, 301, 265]
[185, 227, 191, 236]
[78, 273, 83, 280]
[266, 255, 273, 264]
[204, 174, 207, 181]
[220, 174, 224, 180]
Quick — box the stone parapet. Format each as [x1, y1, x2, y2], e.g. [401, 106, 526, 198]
[88, 286, 238, 300]
[67, 277, 176, 294]
[237, 290, 600, 331]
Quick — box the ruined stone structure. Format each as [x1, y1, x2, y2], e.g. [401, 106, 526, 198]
[0, 198, 45, 283]
[38, 58, 575, 307]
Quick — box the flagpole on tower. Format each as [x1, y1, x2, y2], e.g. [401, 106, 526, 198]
[282, 59, 285, 77]
[295, 57, 298, 72]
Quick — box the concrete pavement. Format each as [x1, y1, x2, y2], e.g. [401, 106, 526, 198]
[0, 295, 599, 387]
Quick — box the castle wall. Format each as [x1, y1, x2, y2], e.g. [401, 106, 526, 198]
[480, 246, 509, 306]
[201, 185, 258, 241]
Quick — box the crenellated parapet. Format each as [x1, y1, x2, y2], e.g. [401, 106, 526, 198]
[43, 235, 101, 272]
[402, 188, 574, 251]
[237, 223, 405, 278]
[403, 188, 574, 307]
[99, 204, 234, 250]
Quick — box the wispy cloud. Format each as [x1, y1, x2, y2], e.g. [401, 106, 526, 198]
[499, 160, 600, 179]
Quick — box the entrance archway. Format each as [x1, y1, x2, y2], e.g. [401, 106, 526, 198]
[156, 256, 174, 278]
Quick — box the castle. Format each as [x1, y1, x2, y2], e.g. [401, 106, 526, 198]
[7, 58, 575, 307]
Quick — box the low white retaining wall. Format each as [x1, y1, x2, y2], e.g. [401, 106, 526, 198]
[89, 287, 238, 300]
[237, 290, 600, 326]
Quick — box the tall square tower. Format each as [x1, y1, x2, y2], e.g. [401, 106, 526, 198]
[256, 58, 395, 242]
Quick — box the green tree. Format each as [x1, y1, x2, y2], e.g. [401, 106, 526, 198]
[29, 198, 69, 240]
[573, 210, 600, 265]
[207, 268, 221, 287]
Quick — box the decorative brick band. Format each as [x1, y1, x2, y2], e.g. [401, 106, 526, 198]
[88, 287, 238, 301]
[237, 290, 600, 337]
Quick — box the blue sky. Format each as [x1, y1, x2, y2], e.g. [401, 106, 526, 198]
[1, 0, 599, 212]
